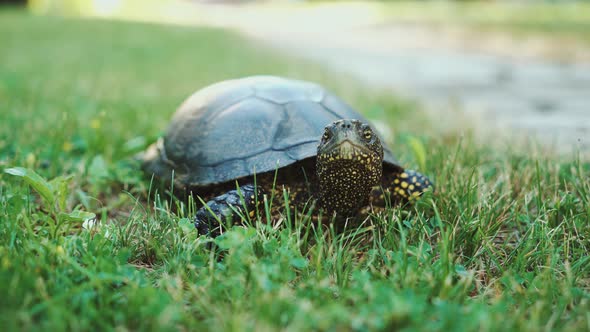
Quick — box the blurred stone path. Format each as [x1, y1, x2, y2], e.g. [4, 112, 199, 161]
[245, 26, 590, 152]
[190, 3, 590, 154]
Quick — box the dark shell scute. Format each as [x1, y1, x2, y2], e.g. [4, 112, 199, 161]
[165, 81, 256, 164]
[254, 78, 325, 105]
[272, 101, 339, 150]
[174, 79, 255, 124]
[284, 142, 319, 161]
[188, 98, 283, 166]
[195, 149, 299, 186]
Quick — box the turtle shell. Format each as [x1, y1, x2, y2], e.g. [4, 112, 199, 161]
[142, 76, 400, 187]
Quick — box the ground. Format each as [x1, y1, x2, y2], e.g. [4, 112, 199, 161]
[1, 7, 589, 332]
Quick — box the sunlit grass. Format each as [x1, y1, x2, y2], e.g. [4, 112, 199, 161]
[1, 10, 589, 331]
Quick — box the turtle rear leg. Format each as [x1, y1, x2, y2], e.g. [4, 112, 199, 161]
[194, 184, 264, 237]
[371, 169, 433, 207]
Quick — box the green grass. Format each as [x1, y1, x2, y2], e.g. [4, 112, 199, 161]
[1, 10, 590, 331]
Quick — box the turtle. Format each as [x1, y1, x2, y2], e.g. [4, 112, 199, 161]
[142, 76, 433, 236]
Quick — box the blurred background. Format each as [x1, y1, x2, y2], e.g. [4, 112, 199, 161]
[3, 3, 590, 331]
[3, 0, 590, 157]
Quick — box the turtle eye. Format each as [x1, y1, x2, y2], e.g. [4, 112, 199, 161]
[323, 130, 331, 141]
[363, 130, 372, 141]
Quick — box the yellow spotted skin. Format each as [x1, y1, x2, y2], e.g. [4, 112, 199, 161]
[389, 169, 432, 202]
[316, 120, 383, 216]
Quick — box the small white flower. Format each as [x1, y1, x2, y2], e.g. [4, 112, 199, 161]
[82, 217, 97, 230]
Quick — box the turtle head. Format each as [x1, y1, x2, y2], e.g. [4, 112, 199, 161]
[317, 119, 383, 164]
[316, 119, 384, 216]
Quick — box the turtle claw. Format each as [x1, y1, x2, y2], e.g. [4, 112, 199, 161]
[193, 184, 262, 237]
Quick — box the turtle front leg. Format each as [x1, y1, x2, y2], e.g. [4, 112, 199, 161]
[194, 184, 264, 237]
[372, 170, 433, 207]
[390, 169, 433, 202]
